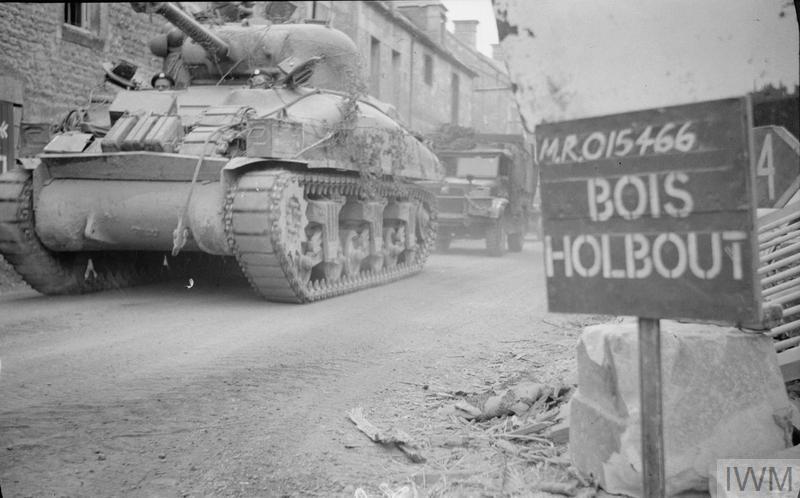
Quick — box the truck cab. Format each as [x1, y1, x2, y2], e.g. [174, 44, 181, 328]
[427, 139, 536, 256]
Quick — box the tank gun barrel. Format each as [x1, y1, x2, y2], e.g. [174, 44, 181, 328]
[130, 2, 230, 60]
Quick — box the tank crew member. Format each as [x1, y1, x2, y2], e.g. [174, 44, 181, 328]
[151, 72, 175, 91]
[162, 29, 191, 89]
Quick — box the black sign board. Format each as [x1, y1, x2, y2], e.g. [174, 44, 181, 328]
[0, 100, 15, 173]
[535, 97, 759, 323]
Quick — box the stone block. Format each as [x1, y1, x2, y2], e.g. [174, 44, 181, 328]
[570, 320, 793, 497]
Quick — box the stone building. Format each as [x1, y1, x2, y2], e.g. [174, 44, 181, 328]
[293, 0, 521, 135]
[285, 0, 476, 132]
[0, 1, 520, 172]
[445, 20, 521, 134]
[0, 3, 163, 123]
[0, 3, 165, 170]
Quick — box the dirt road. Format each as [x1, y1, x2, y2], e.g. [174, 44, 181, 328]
[0, 239, 595, 497]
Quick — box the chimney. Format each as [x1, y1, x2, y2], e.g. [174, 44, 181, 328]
[453, 20, 479, 50]
[491, 43, 504, 62]
[396, 1, 447, 44]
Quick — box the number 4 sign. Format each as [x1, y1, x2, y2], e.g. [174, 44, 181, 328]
[0, 118, 7, 172]
[753, 126, 800, 208]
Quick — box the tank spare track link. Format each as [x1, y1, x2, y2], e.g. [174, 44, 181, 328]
[225, 169, 437, 303]
[0, 169, 221, 295]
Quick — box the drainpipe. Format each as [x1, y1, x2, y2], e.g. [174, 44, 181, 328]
[408, 38, 414, 127]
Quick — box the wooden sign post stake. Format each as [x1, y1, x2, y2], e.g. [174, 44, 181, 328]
[639, 317, 665, 497]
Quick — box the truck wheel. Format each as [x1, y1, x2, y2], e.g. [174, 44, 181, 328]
[507, 232, 524, 252]
[486, 221, 507, 257]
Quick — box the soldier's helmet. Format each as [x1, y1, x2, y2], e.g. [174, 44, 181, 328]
[151, 72, 175, 91]
[249, 69, 270, 89]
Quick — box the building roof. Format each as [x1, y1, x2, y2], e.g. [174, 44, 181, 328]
[443, 28, 508, 77]
[367, 2, 478, 78]
[387, 0, 449, 11]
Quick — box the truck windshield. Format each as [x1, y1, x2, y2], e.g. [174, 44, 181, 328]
[455, 156, 500, 178]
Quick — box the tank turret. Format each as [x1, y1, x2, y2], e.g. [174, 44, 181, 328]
[132, 1, 362, 91]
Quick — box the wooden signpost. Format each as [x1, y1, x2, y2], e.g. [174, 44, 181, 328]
[535, 97, 760, 497]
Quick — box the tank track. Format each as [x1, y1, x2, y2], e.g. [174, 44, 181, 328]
[225, 169, 437, 303]
[0, 169, 233, 295]
[0, 168, 435, 301]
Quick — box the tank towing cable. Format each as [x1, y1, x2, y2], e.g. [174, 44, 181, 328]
[172, 126, 230, 256]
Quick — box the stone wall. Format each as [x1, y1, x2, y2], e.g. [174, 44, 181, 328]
[0, 1, 514, 136]
[0, 3, 164, 123]
[445, 33, 523, 135]
[316, 2, 474, 133]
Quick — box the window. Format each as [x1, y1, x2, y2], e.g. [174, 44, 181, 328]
[423, 54, 433, 85]
[456, 156, 500, 179]
[311, 1, 331, 21]
[391, 50, 401, 105]
[62, 3, 103, 49]
[370, 37, 381, 98]
[64, 3, 91, 28]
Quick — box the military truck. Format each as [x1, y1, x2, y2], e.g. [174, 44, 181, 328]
[426, 134, 536, 256]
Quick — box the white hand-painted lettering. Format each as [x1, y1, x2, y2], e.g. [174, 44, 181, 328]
[663, 171, 693, 217]
[538, 121, 697, 164]
[544, 231, 746, 281]
[756, 132, 775, 200]
[587, 171, 693, 222]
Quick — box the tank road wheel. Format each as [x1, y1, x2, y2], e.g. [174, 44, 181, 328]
[299, 226, 323, 284]
[507, 232, 524, 252]
[417, 198, 437, 263]
[401, 245, 419, 265]
[355, 222, 384, 274]
[318, 257, 343, 284]
[383, 224, 405, 268]
[486, 219, 508, 257]
[362, 253, 384, 274]
[305, 197, 345, 285]
[228, 170, 437, 302]
[340, 228, 368, 278]
[403, 202, 429, 264]
[340, 198, 387, 275]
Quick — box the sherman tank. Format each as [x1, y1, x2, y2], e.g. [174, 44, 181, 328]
[0, 2, 441, 303]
